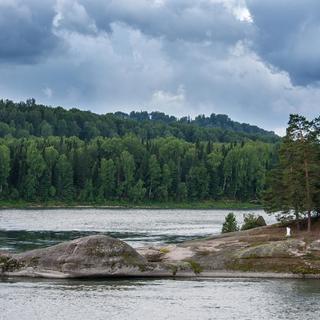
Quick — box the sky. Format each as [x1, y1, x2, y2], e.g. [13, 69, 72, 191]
[0, 0, 320, 135]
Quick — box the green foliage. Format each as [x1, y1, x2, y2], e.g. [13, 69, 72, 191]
[187, 260, 203, 274]
[264, 114, 320, 231]
[222, 212, 239, 233]
[241, 214, 266, 231]
[54, 155, 74, 201]
[0, 144, 10, 196]
[0, 99, 278, 143]
[99, 159, 116, 199]
[0, 100, 279, 204]
[129, 179, 146, 203]
[0, 135, 275, 204]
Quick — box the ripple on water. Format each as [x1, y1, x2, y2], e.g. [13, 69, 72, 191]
[1, 278, 320, 320]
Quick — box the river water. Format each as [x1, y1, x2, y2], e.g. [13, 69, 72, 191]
[0, 209, 319, 320]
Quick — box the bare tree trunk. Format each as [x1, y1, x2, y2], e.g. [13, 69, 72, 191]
[307, 210, 311, 233]
[304, 156, 312, 232]
[295, 212, 300, 232]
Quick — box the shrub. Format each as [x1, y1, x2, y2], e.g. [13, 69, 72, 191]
[187, 260, 203, 274]
[241, 214, 266, 231]
[222, 212, 239, 233]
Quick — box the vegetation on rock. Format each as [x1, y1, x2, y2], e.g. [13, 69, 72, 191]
[241, 214, 266, 231]
[222, 212, 239, 233]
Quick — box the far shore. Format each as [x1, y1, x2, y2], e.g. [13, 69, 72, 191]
[0, 200, 262, 210]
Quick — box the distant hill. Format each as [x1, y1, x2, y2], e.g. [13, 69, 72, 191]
[0, 99, 278, 143]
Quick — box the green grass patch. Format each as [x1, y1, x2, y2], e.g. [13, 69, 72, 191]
[186, 260, 204, 274]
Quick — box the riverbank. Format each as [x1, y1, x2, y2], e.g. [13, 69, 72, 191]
[1, 219, 320, 279]
[0, 199, 261, 210]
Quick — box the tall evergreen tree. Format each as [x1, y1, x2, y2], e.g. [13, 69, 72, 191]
[264, 115, 320, 231]
[99, 159, 116, 199]
[0, 145, 10, 196]
[54, 155, 74, 201]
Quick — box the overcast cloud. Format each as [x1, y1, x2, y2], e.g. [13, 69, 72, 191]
[0, 0, 319, 134]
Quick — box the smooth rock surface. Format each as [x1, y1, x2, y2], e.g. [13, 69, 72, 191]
[0, 235, 156, 278]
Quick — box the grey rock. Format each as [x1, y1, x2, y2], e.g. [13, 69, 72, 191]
[0, 235, 155, 278]
[256, 216, 267, 227]
[309, 240, 320, 251]
[236, 239, 306, 259]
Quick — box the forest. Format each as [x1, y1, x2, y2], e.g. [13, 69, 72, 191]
[0, 99, 278, 143]
[0, 99, 279, 205]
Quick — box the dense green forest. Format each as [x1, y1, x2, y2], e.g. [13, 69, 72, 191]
[0, 99, 279, 205]
[0, 99, 278, 143]
[0, 136, 276, 204]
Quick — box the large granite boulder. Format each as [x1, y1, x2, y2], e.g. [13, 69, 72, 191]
[0, 235, 156, 278]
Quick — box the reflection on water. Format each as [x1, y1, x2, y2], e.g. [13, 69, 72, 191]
[1, 277, 320, 320]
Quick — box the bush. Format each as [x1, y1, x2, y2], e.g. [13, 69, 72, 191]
[241, 214, 266, 231]
[222, 212, 239, 233]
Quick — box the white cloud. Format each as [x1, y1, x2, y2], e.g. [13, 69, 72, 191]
[0, 0, 319, 132]
[43, 87, 53, 98]
[150, 86, 186, 114]
[53, 0, 98, 34]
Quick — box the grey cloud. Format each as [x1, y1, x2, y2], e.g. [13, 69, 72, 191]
[59, 0, 253, 43]
[0, 0, 60, 63]
[247, 0, 320, 85]
[0, 0, 319, 135]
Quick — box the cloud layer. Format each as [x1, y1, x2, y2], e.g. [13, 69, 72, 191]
[0, 0, 319, 134]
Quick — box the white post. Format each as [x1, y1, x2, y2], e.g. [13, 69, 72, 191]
[286, 227, 291, 237]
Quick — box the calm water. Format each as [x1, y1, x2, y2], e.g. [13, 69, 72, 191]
[1, 209, 319, 320]
[0, 209, 273, 252]
[1, 278, 320, 320]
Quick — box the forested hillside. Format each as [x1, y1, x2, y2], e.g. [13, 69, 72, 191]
[0, 99, 279, 205]
[0, 99, 278, 143]
[0, 136, 276, 204]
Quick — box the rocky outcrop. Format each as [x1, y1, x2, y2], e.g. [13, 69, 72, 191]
[2, 224, 320, 279]
[0, 235, 172, 278]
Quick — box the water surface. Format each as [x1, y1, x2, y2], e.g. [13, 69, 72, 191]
[0, 209, 273, 252]
[2, 209, 316, 320]
[1, 277, 319, 320]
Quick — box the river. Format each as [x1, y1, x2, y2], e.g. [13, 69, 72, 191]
[0, 209, 319, 320]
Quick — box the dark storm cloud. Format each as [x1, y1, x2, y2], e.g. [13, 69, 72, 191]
[0, 0, 319, 135]
[79, 0, 252, 43]
[0, 0, 60, 63]
[247, 0, 320, 85]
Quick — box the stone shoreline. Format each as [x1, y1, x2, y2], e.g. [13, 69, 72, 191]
[1, 222, 320, 279]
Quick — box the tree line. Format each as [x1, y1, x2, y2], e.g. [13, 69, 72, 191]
[0, 135, 275, 204]
[0, 99, 278, 143]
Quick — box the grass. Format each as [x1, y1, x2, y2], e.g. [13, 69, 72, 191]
[186, 260, 204, 274]
[159, 248, 170, 254]
[0, 199, 262, 210]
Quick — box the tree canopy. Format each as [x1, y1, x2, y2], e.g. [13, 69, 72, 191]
[0, 99, 278, 143]
[264, 114, 320, 231]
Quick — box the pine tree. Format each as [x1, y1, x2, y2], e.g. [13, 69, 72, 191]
[0, 145, 10, 196]
[54, 155, 74, 201]
[99, 159, 116, 199]
[264, 115, 320, 232]
[222, 213, 239, 233]
[147, 155, 161, 200]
